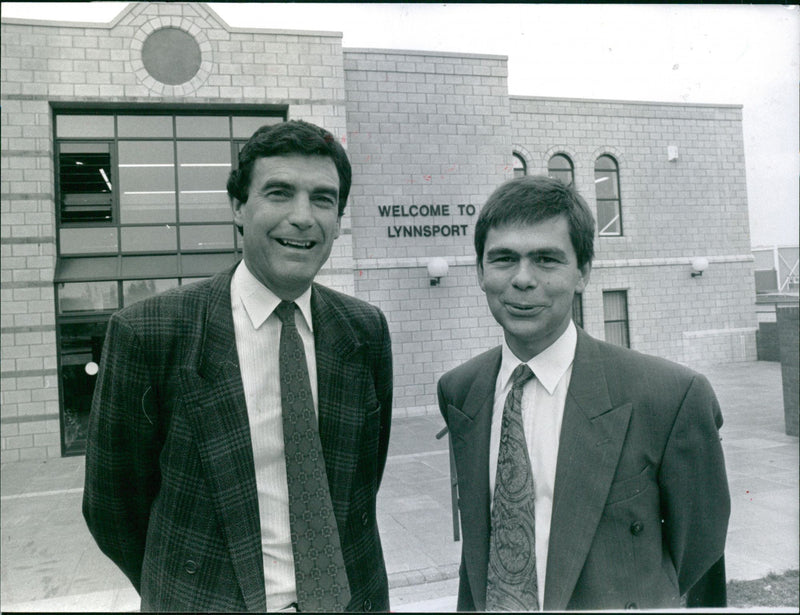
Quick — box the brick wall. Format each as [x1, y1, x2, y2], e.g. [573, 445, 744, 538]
[344, 49, 511, 416]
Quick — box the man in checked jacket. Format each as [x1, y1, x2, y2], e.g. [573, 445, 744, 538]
[83, 120, 393, 612]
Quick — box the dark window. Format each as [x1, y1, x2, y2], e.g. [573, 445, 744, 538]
[56, 114, 114, 138]
[548, 153, 574, 186]
[117, 114, 173, 138]
[57, 281, 119, 313]
[58, 143, 113, 223]
[603, 290, 630, 348]
[123, 279, 179, 306]
[512, 153, 527, 178]
[595, 155, 622, 236]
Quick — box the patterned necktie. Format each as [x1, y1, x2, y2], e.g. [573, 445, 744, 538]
[486, 363, 539, 611]
[275, 300, 351, 612]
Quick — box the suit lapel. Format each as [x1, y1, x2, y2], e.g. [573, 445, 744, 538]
[311, 285, 371, 530]
[447, 347, 502, 609]
[179, 268, 267, 612]
[543, 330, 632, 610]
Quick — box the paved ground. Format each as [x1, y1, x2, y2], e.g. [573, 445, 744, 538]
[1, 360, 797, 612]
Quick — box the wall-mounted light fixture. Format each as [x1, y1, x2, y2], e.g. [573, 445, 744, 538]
[690, 256, 709, 278]
[427, 257, 449, 286]
[667, 145, 679, 162]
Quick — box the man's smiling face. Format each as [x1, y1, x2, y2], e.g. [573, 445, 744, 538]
[231, 154, 341, 300]
[478, 214, 590, 361]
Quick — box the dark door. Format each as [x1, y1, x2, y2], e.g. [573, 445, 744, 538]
[58, 319, 109, 456]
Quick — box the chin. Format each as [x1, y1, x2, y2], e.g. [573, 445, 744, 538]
[280, 273, 315, 291]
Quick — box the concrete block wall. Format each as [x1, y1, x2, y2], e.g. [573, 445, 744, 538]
[344, 49, 511, 416]
[581, 258, 757, 366]
[512, 97, 756, 364]
[1, 2, 352, 461]
[344, 49, 511, 263]
[1, 95, 61, 461]
[511, 97, 752, 259]
[354, 263, 502, 418]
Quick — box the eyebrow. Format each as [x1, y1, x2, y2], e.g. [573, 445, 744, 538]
[311, 186, 339, 199]
[485, 246, 569, 260]
[258, 179, 293, 192]
[259, 180, 338, 198]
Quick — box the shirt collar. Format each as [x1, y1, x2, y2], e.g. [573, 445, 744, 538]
[231, 260, 313, 331]
[499, 320, 577, 395]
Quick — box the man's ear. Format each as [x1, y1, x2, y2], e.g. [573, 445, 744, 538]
[476, 259, 486, 292]
[577, 261, 592, 293]
[230, 197, 245, 228]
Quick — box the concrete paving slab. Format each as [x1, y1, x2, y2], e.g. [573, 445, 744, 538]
[2, 588, 140, 613]
[728, 475, 796, 499]
[392, 578, 459, 613]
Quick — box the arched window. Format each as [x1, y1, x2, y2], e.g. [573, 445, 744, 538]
[594, 154, 622, 236]
[512, 153, 526, 178]
[548, 153, 574, 186]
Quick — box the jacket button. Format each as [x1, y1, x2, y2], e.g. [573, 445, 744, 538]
[185, 559, 199, 574]
[363, 598, 372, 611]
[630, 521, 644, 535]
[361, 512, 369, 526]
[625, 602, 637, 609]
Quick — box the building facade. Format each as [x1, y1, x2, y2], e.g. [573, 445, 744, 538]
[1, 3, 757, 461]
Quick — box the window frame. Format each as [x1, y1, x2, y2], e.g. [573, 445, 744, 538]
[548, 153, 575, 187]
[57, 141, 116, 226]
[594, 154, 623, 237]
[512, 152, 527, 178]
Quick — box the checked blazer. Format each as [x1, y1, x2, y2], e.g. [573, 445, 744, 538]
[83, 265, 393, 612]
[438, 328, 730, 611]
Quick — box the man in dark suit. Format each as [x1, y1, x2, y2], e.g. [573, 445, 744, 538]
[83, 120, 392, 612]
[438, 176, 730, 610]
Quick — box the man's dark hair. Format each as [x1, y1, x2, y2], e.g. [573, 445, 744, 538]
[226, 120, 352, 217]
[474, 175, 596, 269]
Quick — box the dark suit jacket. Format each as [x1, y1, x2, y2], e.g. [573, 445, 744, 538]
[437, 328, 730, 611]
[83, 266, 393, 612]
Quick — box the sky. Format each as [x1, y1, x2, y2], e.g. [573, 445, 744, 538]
[3, 2, 798, 248]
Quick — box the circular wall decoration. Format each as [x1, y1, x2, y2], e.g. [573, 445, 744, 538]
[130, 17, 212, 96]
[142, 27, 202, 85]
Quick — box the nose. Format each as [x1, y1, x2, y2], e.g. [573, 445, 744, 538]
[511, 260, 538, 290]
[286, 192, 314, 229]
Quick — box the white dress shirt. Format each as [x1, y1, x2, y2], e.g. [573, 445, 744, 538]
[489, 320, 578, 608]
[231, 260, 318, 611]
